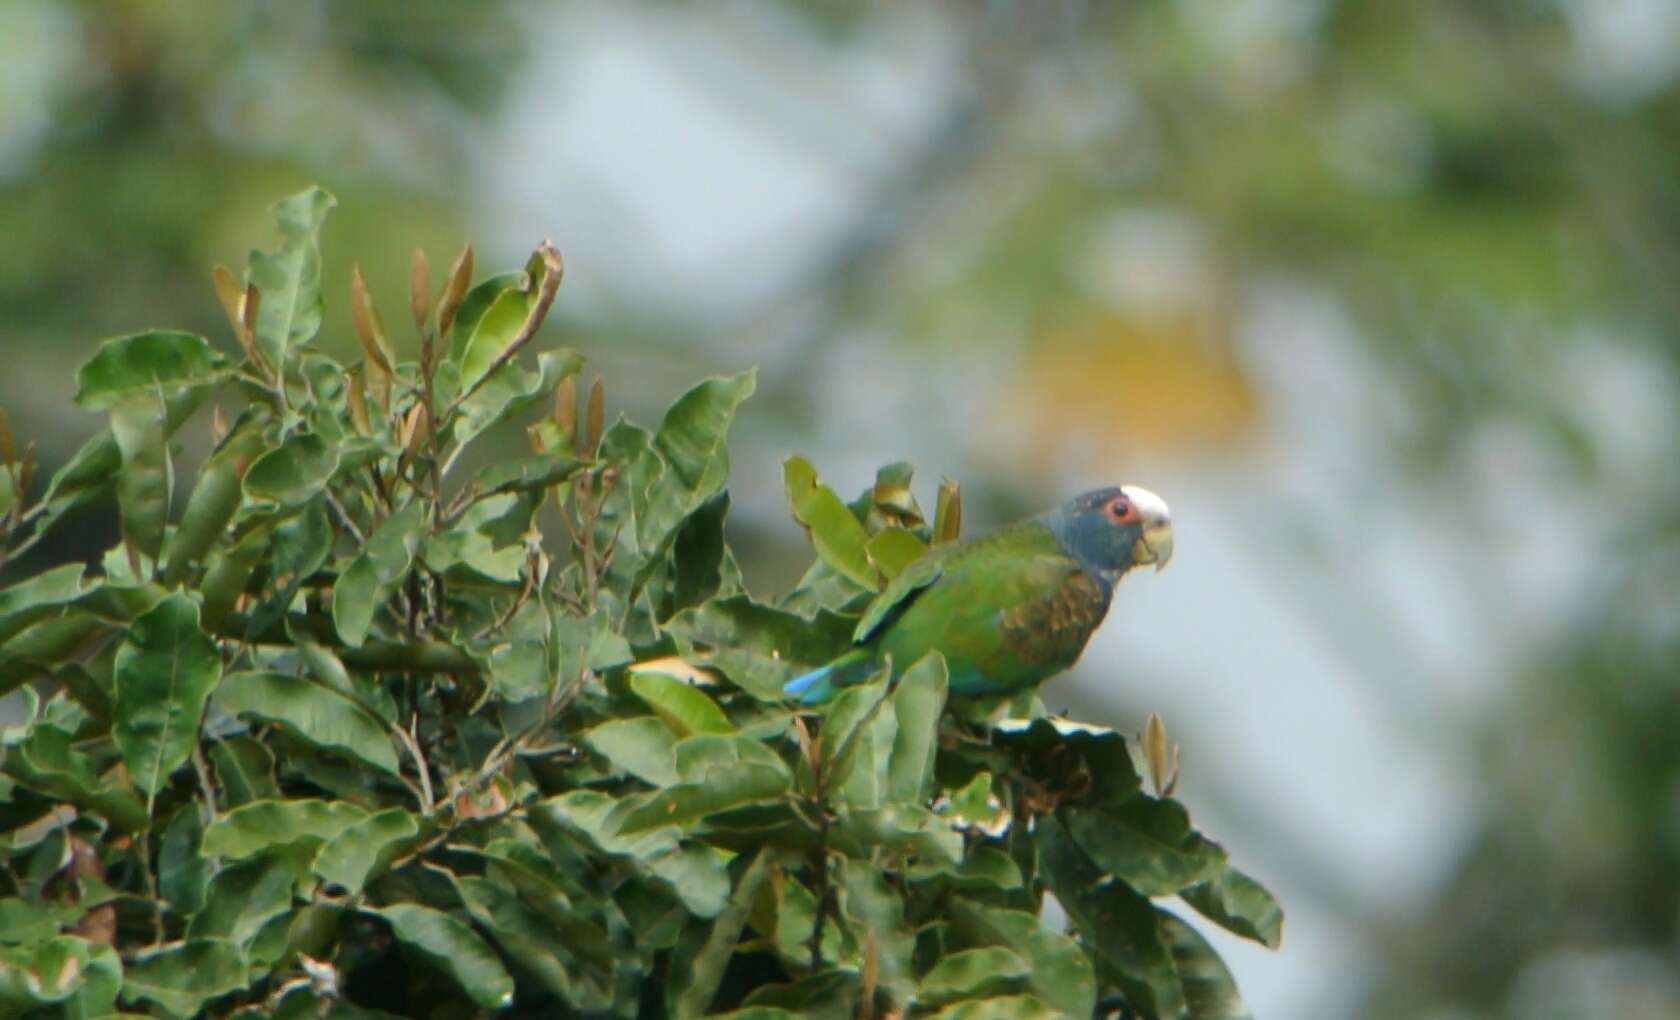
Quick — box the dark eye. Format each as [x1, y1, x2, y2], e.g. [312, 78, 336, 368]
[1108, 499, 1131, 520]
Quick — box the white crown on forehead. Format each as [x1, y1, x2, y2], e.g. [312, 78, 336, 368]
[1118, 485, 1170, 521]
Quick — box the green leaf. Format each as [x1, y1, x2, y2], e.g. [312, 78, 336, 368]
[243, 433, 339, 510]
[942, 772, 1001, 831]
[202, 798, 370, 859]
[71, 939, 125, 1016]
[159, 804, 212, 916]
[1161, 911, 1253, 1020]
[17, 827, 69, 899]
[0, 937, 121, 1013]
[0, 564, 91, 644]
[784, 455, 878, 591]
[865, 526, 927, 581]
[673, 733, 789, 780]
[187, 852, 301, 947]
[73, 330, 231, 412]
[777, 557, 870, 616]
[333, 500, 427, 647]
[925, 994, 1064, 1020]
[669, 847, 772, 1020]
[859, 461, 924, 527]
[1063, 796, 1227, 897]
[423, 495, 529, 584]
[670, 490, 741, 613]
[838, 858, 915, 1001]
[313, 808, 420, 896]
[616, 760, 791, 834]
[474, 840, 622, 951]
[32, 391, 204, 552]
[0, 724, 149, 832]
[839, 804, 961, 866]
[293, 632, 385, 714]
[886, 652, 947, 804]
[0, 614, 108, 702]
[645, 841, 732, 920]
[0, 898, 82, 946]
[163, 424, 268, 586]
[479, 638, 546, 702]
[207, 735, 279, 806]
[72, 579, 162, 625]
[533, 790, 728, 917]
[452, 348, 584, 450]
[629, 672, 733, 737]
[365, 903, 514, 1011]
[243, 500, 332, 637]
[663, 595, 853, 702]
[947, 899, 1096, 1019]
[1036, 813, 1186, 1019]
[112, 593, 221, 797]
[534, 791, 680, 863]
[738, 973, 857, 1020]
[248, 186, 336, 371]
[907, 844, 1022, 891]
[917, 946, 1031, 1006]
[0, 684, 38, 748]
[457, 284, 533, 394]
[1181, 866, 1284, 950]
[748, 872, 823, 969]
[582, 716, 681, 786]
[215, 671, 400, 779]
[833, 689, 895, 810]
[446, 272, 524, 363]
[199, 525, 273, 632]
[991, 716, 1142, 805]
[549, 605, 632, 683]
[818, 672, 888, 790]
[470, 453, 584, 498]
[450, 874, 620, 1012]
[594, 415, 657, 531]
[638, 370, 757, 554]
[109, 395, 171, 566]
[121, 938, 247, 1019]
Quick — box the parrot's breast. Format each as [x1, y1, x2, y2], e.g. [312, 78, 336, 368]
[997, 569, 1111, 668]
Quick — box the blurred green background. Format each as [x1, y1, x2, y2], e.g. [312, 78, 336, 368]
[4, 1, 1680, 1016]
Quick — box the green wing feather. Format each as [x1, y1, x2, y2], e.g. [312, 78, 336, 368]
[870, 523, 1106, 695]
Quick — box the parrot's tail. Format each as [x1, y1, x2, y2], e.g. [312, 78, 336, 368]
[783, 649, 874, 705]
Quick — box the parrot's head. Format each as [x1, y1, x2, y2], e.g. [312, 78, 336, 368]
[1049, 485, 1174, 581]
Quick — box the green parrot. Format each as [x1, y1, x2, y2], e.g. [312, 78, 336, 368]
[783, 485, 1174, 704]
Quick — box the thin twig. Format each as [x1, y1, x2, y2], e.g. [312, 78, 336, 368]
[808, 804, 832, 972]
[392, 715, 435, 813]
[136, 827, 164, 946]
[190, 744, 220, 823]
[474, 555, 539, 642]
[322, 491, 367, 546]
[212, 611, 480, 674]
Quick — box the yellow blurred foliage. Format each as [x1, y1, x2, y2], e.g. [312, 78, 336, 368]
[1017, 308, 1259, 462]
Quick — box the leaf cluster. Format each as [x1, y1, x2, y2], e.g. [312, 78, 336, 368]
[0, 188, 1278, 1019]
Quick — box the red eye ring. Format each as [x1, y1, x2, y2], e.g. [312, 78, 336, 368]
[1107, 498, 1135, 523]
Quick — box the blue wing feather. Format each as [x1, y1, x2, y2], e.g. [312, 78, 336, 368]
[783, 664, 835, 703]
[782, 648, 873, 705]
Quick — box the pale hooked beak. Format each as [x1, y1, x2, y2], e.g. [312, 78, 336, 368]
[1121, 484, 1174, 572]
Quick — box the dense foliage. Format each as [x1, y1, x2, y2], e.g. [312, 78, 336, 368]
[0, 189, 1278, 1019]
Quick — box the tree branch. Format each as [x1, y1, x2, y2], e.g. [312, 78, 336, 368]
[214, 612, 480, 674]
